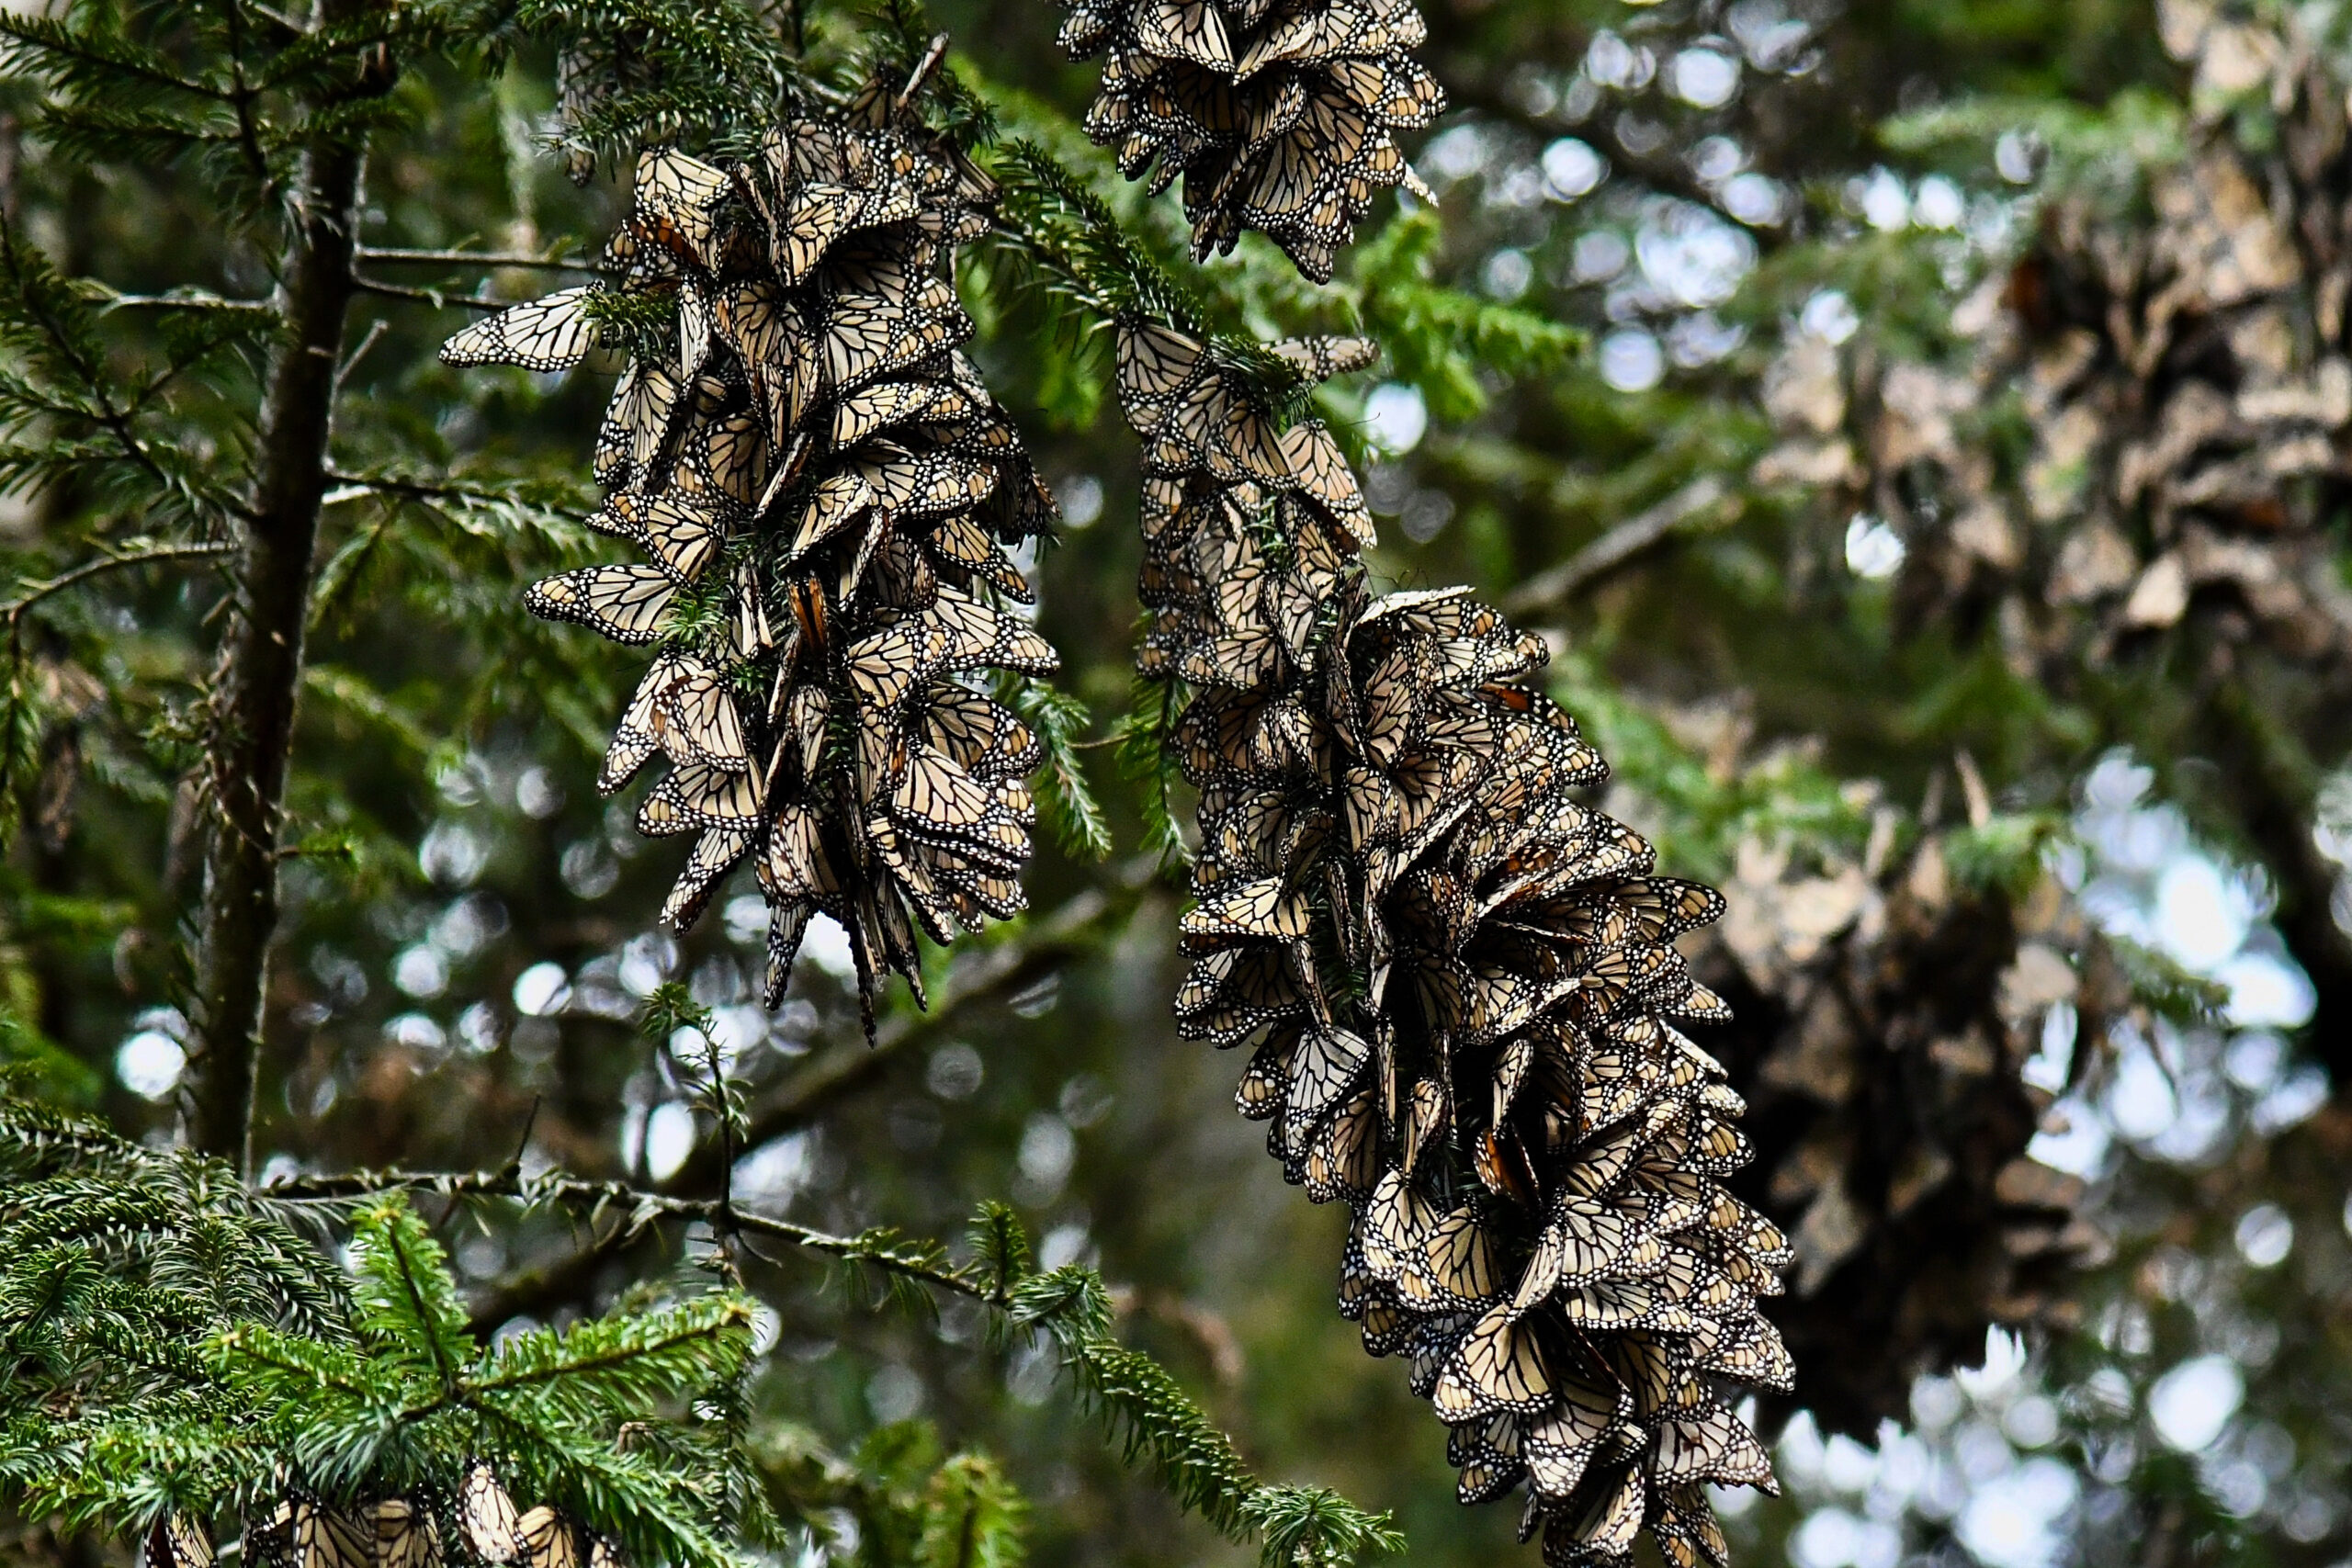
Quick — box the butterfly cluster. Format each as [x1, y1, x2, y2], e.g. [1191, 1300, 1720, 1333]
[1057, 0, 1444, 281]
[1113, 321, 1790, 1567]
[1702, 824, 2111, 1438]
[443, 68, 1060, 1021]
[145, 1461, 612, 1568]
[1758, 4, 2352, 674]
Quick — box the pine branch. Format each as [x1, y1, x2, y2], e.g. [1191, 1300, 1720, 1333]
[984, 140, 1303, 406]
[1009, 1269, 1402, 1568]
[2, 542, 234, 626]
[347, 276, 511, 309]
[355, 245, 598, 269]
[662, 881, 1142, 1196]
[266, 1168, 999, 1303]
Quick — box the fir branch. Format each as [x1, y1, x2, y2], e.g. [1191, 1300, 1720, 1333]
[349, 276, 510, 310]
[1008, 1269, 1401, 1568]
[1001, 676, 1111, 861]
[984, 140, 1303, 406]
[0, 206, 216, 516]
[1115, 671, 1191, 869]
[0, 13, 239, 106]
[266, 1168, 999, 1303]
[2, 542, 234, 626]
[662, 880, 1143, 1195]
[355, 245, 599, 270]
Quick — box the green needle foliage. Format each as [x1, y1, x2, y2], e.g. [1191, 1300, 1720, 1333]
[0, 1098, 758, 1565]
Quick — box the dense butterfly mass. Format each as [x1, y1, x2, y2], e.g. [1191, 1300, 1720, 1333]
[1057, 0, 1444, 281]
[444, 65, 1060, 1022]
[146, 1461, 614, 1568]
[1699, 824, 2112, 1438]
[1759, 5, 2352, 674]
[1112, 320, 1791, 1566]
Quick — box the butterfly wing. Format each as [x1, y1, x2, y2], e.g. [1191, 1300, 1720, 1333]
[440, 287, 602, 372]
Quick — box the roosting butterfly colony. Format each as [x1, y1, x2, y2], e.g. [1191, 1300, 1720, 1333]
[426, 11, 1792, 1562]
[25, 0, 2215, 1567]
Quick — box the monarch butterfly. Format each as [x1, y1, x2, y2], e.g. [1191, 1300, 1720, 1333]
[588, 491, 725, 586]
[1419, 1203, 1503, 1310]
[923, 588, 1060, 676]
[509, 1507, 580, 1568]
[595, 360, 682, 491]
[884, 742, 1015, 849]
[924, 512, 1031, 600]
[638, 761, 764, 840]
[1298, 1078, 1380, 1199]
[525, 564, 676, 646]
[371, 1499, 441, 1568]
[281, 1504, 372, 1568]
[1543, 1465, 1645, 1563]
[831, 378, 954, 447]
[693, 409, 767, 507]
[145, 1514, 213, 1568]
[1655, 1405, 1772, 1488]
[639, 656, 751, 773]
[629, 148, 731, 269]
[1135, 0, 1233, 68]
[1519, 1366, 1622, 1504]
[1279, 421, 1374, 547]
[459, 1461, 522, 1565]
[439, 286, 602, 372]
[853, 447, 996, 520]
[1650, 1486, 1731, 1568]
[1702, 1314, 1796, 1392]
[1430, 1302, 1552, 1422]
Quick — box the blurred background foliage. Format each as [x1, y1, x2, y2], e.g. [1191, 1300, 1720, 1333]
[6, 0, 2352, 1566]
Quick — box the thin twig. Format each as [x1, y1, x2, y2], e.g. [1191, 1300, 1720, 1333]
[92, 288, 277, 314]
[664, 880, 1141, 1195]
[1501, 475, 1736, 621]
[355, 245, 597, 270]
[333, 318, 389, 398]
[321, 468, 590, 521]
[2, 542, 233, 625]
[267, 1167, 994, 1302]
[349, 276, 506, 310]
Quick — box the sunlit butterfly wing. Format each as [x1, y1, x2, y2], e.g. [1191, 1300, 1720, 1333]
[632, 148, 731, 267]
[440, 286, 601, 371]
[459, 1461, 521, 1565]
[291, 1505, 371, 1568]
[371, 1500, 440, 1568]
[1430, 1301, 1553, 1421]
[146, 1515, 214, 1568]
[515, 1507, 582, 1568]
[526, 564, 675, 645]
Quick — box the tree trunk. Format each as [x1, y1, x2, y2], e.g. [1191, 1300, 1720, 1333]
[187, 11, 389, 1174]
